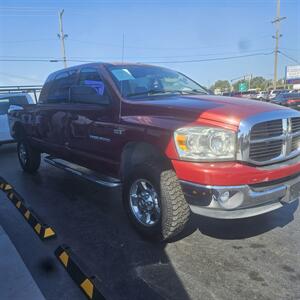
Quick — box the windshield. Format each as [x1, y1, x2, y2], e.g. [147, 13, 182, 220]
[107, 65, 209, 99]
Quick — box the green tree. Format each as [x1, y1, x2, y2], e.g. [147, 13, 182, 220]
[250, 76, 267, 90]
[211, 80, 231, 92]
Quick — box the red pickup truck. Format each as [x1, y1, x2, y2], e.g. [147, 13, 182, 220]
[8, 63, 300, 241]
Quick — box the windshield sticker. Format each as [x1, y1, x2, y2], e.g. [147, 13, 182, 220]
[111, 69, 135, 81]
[84, 80, 105, 95]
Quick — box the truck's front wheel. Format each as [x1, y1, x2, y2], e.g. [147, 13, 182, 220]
[123, 161, 190, 241]
[17, 140, 41, 173]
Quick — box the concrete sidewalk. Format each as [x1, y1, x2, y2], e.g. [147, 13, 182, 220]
[0, 225, 45, 300]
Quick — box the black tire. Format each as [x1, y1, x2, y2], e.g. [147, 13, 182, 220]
[123, 161, 190, 241]
[17, 139, 41, 173]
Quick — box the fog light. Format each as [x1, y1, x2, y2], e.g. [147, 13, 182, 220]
[219, 191, 230, 203]
[217, 191, 243, 209]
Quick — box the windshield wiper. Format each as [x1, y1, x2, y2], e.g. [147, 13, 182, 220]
[181, 89, 208, 95]
[126, 90, 181, 97]
[127, 89, 208, 98]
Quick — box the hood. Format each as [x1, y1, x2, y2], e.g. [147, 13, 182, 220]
[122, 95, 287, 129]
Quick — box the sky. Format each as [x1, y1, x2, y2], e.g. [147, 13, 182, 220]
[0, 0, 299, 87]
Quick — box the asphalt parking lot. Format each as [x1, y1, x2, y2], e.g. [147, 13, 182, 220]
[0, 143, 300, 300]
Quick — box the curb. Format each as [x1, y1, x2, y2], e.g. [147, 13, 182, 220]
[55, 245, 106, 300]
[0, 176, 56, 240]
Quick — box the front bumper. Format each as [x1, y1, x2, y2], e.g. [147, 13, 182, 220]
[180, 174, 300, 219]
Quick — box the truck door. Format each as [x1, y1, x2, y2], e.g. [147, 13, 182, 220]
[66, 66, 119, 175]
[33, 70, 77, 157]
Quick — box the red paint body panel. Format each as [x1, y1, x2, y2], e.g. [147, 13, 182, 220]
[121, 95, 287, 128]
[172, 159, 300, 186]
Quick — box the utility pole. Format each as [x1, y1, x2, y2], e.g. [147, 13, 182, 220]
[58, 9, 68, 68]
[248, 74, 252, 90]
[272, 0, 286, 89]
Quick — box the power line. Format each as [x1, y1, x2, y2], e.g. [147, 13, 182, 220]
[0, 51, 274, 64]
[0, 39, 57, 44]
[280, 48, 300, 53]
[1, 0, 297, 3]
[67, 34, 270, 51]
[0, 34, 270, 50]
[278, 51, 300, 64]
[0, 7, 55, 11]
[142, 51, 274, 64]
[0, 59, 92, 63]
[0, 14, 55, 17]
[0, 55, 60, 59]
[0, 48, 274, 61]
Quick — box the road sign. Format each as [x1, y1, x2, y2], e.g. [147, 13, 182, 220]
[239, 82, 248, 92]
[286, 65, 300, 84]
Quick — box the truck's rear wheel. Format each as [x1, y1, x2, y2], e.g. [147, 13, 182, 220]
[123, 161, 190, 241]
[17, 140, 41, 173]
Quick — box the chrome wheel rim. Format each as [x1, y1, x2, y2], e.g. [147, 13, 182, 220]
[19, 143, 27, 165]
[129, 179, 161, 227]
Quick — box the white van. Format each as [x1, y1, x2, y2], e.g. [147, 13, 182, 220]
[0, 93, 34, 145]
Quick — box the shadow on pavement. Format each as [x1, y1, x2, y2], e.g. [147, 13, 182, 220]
[174, 200, 299, 241]
[1, 161, 191, 300]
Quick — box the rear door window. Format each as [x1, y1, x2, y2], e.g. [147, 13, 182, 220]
[47, 70, 77, 104]
[8, 96, 28, 106]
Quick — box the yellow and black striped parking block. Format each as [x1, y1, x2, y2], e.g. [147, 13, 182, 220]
[0, 177, 13, 193]
[55, 245, 106, 300]
[6, 189, 56, 240]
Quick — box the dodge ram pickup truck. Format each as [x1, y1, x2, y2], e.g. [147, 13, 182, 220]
[8, 63, 300, 241]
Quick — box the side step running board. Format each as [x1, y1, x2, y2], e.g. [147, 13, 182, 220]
[44, 156, 121, 188]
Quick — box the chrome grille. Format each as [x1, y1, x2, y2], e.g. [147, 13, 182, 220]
[250, 120, 283, 141]
[292, 136, 300, 152]
[240, 113, 300, 165]
[291, 117, 300, 133]
[249, 140, 282, 162]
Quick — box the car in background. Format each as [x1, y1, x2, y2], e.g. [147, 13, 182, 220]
[268, 89, 289, 101]
[255, 91, 268, 101]
[237, 90, 256, 99]
[271, 93, 300, 110]
[0, 93, 34, 145]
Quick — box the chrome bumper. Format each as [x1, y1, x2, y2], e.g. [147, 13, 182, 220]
[180, 175, 300, 219]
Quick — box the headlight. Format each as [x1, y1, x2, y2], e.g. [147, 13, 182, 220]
[174, 127, 236, 161]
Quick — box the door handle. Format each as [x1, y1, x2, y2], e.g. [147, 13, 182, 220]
[113, 128, 125, 135]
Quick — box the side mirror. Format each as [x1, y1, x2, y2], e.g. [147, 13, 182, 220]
[8, 104, 23, 113]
